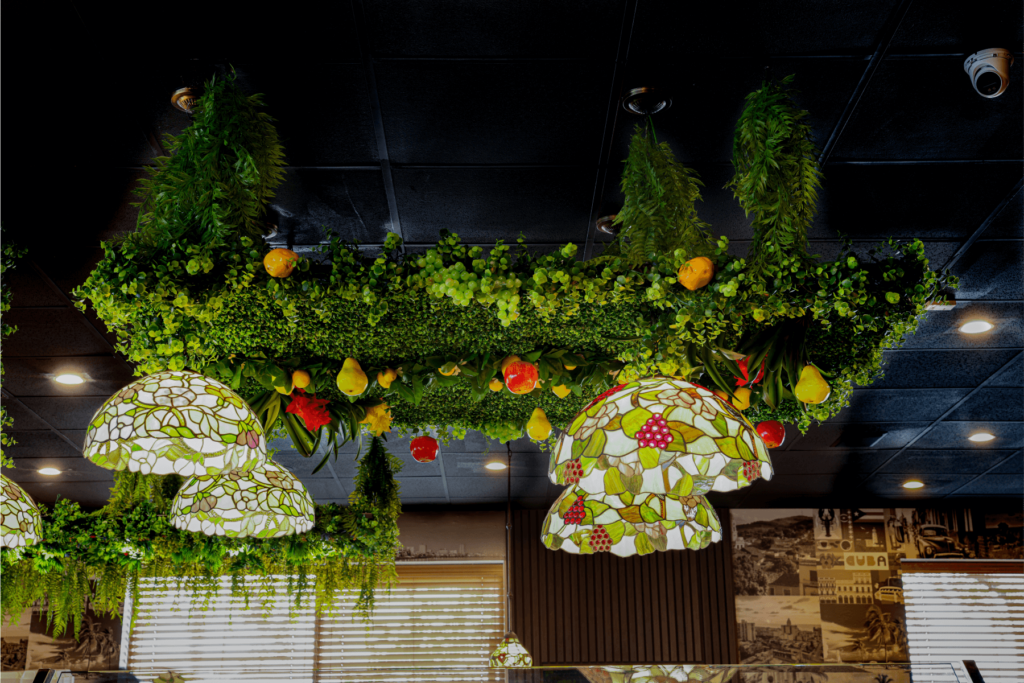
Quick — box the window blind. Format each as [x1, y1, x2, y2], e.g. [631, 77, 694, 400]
[126, 564, 505, 682]
[902, 559, 1024, 683]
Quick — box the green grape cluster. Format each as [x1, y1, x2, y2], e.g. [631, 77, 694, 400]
[482, 421, 524, 444]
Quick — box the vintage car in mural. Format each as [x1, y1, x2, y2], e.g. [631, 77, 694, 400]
[915, 524, 970, 558]
[875, 586, 904, 604]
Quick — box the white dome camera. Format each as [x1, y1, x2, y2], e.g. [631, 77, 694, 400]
[964, 48, 1014, 98]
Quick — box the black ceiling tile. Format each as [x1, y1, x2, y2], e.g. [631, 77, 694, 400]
[807, 240, 959, 265]
[271, 454, 340, 480]
[990, 355, 1024, 387]
[737, 474, 842, 499]
[951, 240, 1024, 301]
[6, 432, 83, 460]
[981, 186, 1023, 239]
[913, 421, 1024, 450]
[394, 168, 594, 244]
[364, 0, 625, 57]
[868, 349, 1020, 388]
[775, 423, 805, 451]
[229, 64, 378, 166]
[862, 473, 969, 497]
[4, 458, 111, 483]
[396, 498, 451, 506]
[16, 481, 115, 509]
[889, 1, 1023, 51]
[945, 388, 1024, 421]
[769, 450, 896, 475]
[446, 476, 555, 501]
[991, 452, 1024, 474]
[443, 452, 548, 478]
[2, 357, 132, 398]
[948, 473, 1024, 496]
[17, 397, 106, 431]
[303, 479, 346, 502]
[7, 267, 67, 308]
[376, 61, 609, 165]
[833, 389, 969, 422]
[630, 0, 897, 59]
[396, 477, 448, 499]
[811, 164, 1023, 240]
[787, 422, 928, 450]
[272, 169, 391, 245]
[831, 58, 1023, 160]
[1, 400, 59, 433]
[897, 302, 1023, 349]
[879, 449, 1018, 474]
[1, 310, 114, 357]
[60, 431, 88, 450]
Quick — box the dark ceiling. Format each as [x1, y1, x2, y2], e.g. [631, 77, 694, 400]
[2, 0, 1022, 511]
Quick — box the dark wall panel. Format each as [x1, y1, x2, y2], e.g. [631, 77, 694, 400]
[510, 509, 738, 665]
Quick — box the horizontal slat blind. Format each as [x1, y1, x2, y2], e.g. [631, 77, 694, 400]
[903, 565, 1024, 683]
[317, 564, 505, 682]
[128, 576, 317, 680]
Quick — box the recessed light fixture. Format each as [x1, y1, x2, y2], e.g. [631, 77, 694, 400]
[485, 462, 507, 471]
[37, 468, 61, 476]
[960, 321, 993, 334]
[969, 432, 996, 443]
[902, 480, 925, 490]
[54, 373, 85, 385]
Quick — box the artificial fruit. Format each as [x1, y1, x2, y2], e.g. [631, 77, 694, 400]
[794, 365, 830, 404]
[527, 408, 552, 440]
[337, 358, 368, 396]
[756, 421, 785, 448]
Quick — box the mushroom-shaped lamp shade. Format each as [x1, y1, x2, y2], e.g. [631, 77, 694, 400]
[580, 665, 739, 683]
[170, 460, 314, 538]
[488, 632, 533, 668]
[544, 377, 773, 556]
[1, 475, 42, 548]
[83, 371, 267, 477]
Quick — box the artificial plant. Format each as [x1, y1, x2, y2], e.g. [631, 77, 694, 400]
[1, 231, 25, 470]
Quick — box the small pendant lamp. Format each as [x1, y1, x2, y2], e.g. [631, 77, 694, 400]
[83, 370, 267, 477]
[1, 475, 42, 548]
[489, 444, 533, 669]
[170, 460, 314, 538]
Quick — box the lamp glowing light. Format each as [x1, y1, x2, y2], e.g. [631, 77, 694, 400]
[54, 374, 84, 385]
[485, 462, 507, 471]
[903, 480, 925, 490]
[37, 468, 61, 476]
[960, 321, 993, 334]
[969, 432, 995, 443]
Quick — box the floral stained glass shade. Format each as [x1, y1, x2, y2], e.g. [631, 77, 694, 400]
[580, 665, 738, 683]
[83, 370, 268, 477]
[170, 460, 315, 538]
[1, 475, 42, 548]
[488, 632, 533, 668]
[544, 377, 773, 556]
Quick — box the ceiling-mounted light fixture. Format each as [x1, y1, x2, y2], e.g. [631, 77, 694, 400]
[969, 432, 996, 443]
[902, 480, 925, 490]
[54, 373, 85, 385]
[960, 321, 993, 334]
[37, 468, 61, 476]
[171, 87, 200, 113]
[485, 461, 507, 471]
[622, 87, 671, 116]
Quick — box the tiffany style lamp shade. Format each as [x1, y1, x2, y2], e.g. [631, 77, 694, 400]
[580, 665, 738, 683]
[170, 460, 315, 538]
[488, 632, 533, 668]
[544, 377, 773, 556]
[83, 370, 268, 477]
[1, 475, 42, 548]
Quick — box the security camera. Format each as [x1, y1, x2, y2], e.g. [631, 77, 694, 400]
[964, 48, 1014, 98]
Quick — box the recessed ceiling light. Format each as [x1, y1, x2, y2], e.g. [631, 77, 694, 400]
[902, 480, 925, 490]
[960, 321, 993, 334]
[54, 374, 85, 385]
[969, 432, 996, 442]
[485, 462, 507, 471]
[38, 468, 61, 476]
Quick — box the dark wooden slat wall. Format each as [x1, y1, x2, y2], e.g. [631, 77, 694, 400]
[510, 509, 739, 665]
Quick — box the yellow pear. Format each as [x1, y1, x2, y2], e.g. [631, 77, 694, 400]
[489, 378, 504, 392]
[526, 408, 552, 440]
[795, 365, 831, 404]
[501, 355, 521, 372]
[731, 387, 751, 411]
[337, 358, 368, 396]
[552, 384, 571, 399]
[275, 380, 293, 395]
[377, 368, 397, 389]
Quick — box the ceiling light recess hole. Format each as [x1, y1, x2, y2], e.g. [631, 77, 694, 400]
[54, 374, 85, 385]
[622, 87, 671, 116]
[902, 480, 925, 490]
[960, 320, 993, 334]
[969, 432, 995, 443]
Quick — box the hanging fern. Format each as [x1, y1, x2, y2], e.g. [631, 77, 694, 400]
[613, 120, 713, 266]
[130, 69, 286, 250]
[727, 74, 824, 275]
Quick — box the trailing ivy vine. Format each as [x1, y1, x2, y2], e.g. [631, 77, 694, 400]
[1, 231, 26, 470]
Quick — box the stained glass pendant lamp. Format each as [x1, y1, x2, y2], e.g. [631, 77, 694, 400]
[170, 460, 315, 538]
[581, 665, 739, 683]
[489, 445, 533, 669]
[1, 475, 42, 548]
[83, 370, 268, 477]
[544, 377, 774, 556]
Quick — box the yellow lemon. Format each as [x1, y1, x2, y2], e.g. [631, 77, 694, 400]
[678, 256, 715, 290]
[795, 365, 831, 404]
[489, 378, 504, 392]
[732, 387, 752, 411]
[501, 355, 521, 372]
[275, 381, 293, 395]
[263, 248, 298, 278]
[377, 368, 397, 389]
[563, 361, 577, 371]
[552, 384, 571, 399]
[292, 370, 311, 390]
[438, 362, 459, 376]
[336, 358, 368, 396]
[526, 408, 552, 440]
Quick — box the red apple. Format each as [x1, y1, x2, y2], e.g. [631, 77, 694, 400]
[503, 361, 539, 395]
[756, 421, 786, 448]
[410, 435, 439, 463]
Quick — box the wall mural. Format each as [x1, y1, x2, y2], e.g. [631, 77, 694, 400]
[731, 506, 1024, 667]
[0, 605, 120, 677]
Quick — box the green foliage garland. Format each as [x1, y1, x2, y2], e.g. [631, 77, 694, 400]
[1, 438, 401, 637]
[1, 231, 26, 470]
